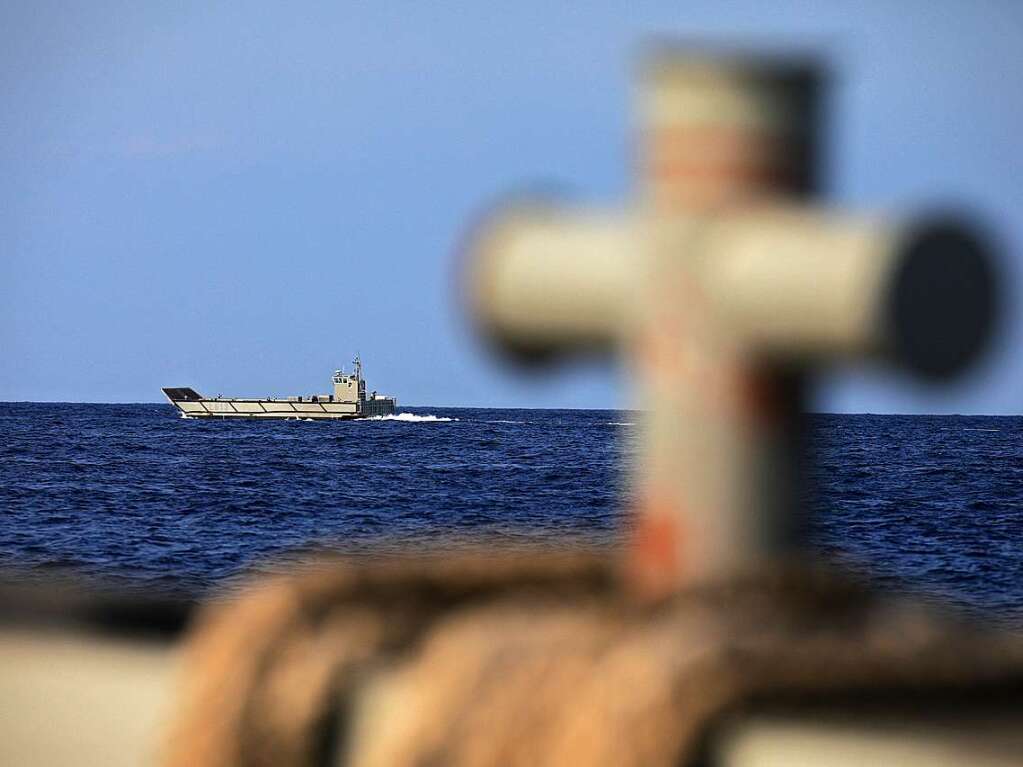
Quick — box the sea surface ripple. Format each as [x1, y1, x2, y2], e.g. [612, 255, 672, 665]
[1, 405, 1020, 626]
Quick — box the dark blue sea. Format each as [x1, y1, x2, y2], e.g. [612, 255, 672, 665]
[1, 404, 1021, 627]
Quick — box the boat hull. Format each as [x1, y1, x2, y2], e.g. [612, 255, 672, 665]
[162, 388, 395, 420]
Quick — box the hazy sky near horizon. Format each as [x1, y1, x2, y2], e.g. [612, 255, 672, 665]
[2, 1, 1021, 411]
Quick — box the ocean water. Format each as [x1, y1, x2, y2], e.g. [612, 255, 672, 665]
[1, 404, 1021, 626]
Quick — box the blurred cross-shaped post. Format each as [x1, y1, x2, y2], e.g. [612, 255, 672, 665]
[463, 48, 996, 600]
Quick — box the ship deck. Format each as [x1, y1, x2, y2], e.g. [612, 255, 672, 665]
[162, 389, 364, 419]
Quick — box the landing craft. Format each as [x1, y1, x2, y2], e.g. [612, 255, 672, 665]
[162, 355, 396, 420]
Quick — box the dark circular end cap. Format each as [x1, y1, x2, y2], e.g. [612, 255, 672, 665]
[887, 218, 999, 379]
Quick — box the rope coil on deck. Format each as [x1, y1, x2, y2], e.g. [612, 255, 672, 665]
[164, 552, 1023, 767]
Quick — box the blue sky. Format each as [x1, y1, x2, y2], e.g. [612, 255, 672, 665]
[2, 1, 1021, 411]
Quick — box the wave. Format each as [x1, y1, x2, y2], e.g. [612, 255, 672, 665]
[606, 421, 635, 426]
[487, 419, 526, 424]
[363, 413, 458, 423]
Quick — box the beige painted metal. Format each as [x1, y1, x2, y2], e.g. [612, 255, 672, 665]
[333, 373, 360, 403]
[714, 711, 1023, 767]
[469, 210, 639, 354]
[169, 398, 360, 419]
[0, 630, 177, 767]
[471, 207, 922, 364]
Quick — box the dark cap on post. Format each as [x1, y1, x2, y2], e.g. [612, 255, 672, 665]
[885, 218, 999, 378]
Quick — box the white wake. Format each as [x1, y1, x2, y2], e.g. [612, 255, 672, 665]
[363, 412, 457, 423]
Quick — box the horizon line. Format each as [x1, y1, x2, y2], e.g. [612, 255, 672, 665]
[0, 400, 1017, 417]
